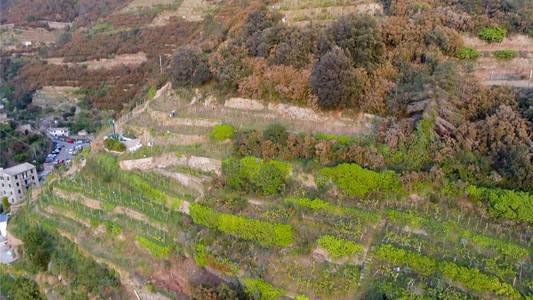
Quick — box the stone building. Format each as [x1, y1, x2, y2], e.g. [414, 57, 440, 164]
[0, 163, 39, 204]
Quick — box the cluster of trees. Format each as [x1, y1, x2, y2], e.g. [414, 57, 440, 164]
[0, 122, 50, 168]
[234, 124, 386, 169]
[20, 225, 122, 298]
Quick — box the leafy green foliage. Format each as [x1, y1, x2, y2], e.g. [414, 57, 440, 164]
[135, 235, 173, 259]
[457, 46, 481, 60]
[466, 185, 533, 223]
[2, 196, 10, 211]
[317, 235, 364, 259]
[222, 157, 290, 195]
[478, 27, 507, 43]
[147, 86, 157, 99]
[242, 278, 286, 300]
[22, 227, 52, 272]
[170, 46, 212, 87]
[189, 204, 294, 247]
[262, 123, 289, 145]
[375, 245, 520, 299]
[318, 163, 402, 197]
[103, 138, 126, 152]
[0, 273, 44, 300]
[310, 47, 363, 110]
[13, 216, 121, 298]
[210, 124, 235, 141]
[493, 50, 516, 59]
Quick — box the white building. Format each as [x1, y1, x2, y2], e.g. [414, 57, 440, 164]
[0, 163, 40, 204]
[48, 127, 70, 137]
[0, 215, 7, 238]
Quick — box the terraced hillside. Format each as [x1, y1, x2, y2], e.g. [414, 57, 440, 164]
[273, 0, 382, 26]
[7, 84, 532, 299]
[462, 34, 533, 88]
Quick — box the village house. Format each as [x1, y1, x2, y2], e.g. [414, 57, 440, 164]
[47, 127, 70, 137]
[0, 163, 39, 204]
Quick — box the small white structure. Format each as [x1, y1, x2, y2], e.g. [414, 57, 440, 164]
[124, 139, 142, 153]
[48, 127, 70, 137]
[0, 215, 7, 238]
[77, 129, 88, 136]
[22, 41, 32, 47]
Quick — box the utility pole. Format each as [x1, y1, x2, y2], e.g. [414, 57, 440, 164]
[159, 55, 162, 74]
[109, 119, 116, 139]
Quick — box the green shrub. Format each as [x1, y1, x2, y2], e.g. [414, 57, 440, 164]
[457, 46, 481, 60]
[478, 27, 507, 43]
[222, 157, 290, 195]
[242, 278, 286, 300]
[189, 204, 294, 247]
[210, 124, 235, 141]
[318, 163, 402, 197]
[147, 86, 157, 99]
[104, 221, 122, 236]
[493, 50, 516, 59]
[317, 235, 364, 259]
[194, 244, 209, 266]
[103, 138, 126, 152]
[135, 235, 173, 259]
[263, 123, 289, 145]
[466, 185, 533, 223]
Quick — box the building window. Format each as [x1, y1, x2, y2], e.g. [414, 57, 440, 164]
[18, 189, 21, 194]
[32, 176, 35, 180]
[16, 182, 19, 187]
[14, 175, 17, 180]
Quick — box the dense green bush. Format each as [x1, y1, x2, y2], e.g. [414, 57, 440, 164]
[103, 138, 126, 152]
[222, 157, 290, 195]
[262, 123, 289, 146]
[310, 47, 363, 110]
[317, 163, 402, 197]
[493, 50, 516, 59]
[135, 235, 173, 259]
[0, 272, 44, 300]
[478, 27, 507, 43]
[457, 46, 481, 60]
[466, 185, 533, 223]
[210, 124, 235, 141]
[242, 278, 286, 300]
[169, 46, 211, 87]
[317, 235, 364, 259]
[189, 204, 294, 247]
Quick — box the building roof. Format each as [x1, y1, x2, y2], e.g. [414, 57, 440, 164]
[0, 215, 7, 223]
[2, 162, 36, 176]
[48, 127, 69, 131]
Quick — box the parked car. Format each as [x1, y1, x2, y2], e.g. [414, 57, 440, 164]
[59, 160, 64, 164]
[67, 140, 73, 143]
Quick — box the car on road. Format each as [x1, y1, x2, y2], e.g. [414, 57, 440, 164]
[67, 140, 74, 143]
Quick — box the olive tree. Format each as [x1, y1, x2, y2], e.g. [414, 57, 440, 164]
[169, 46, 211, 87]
